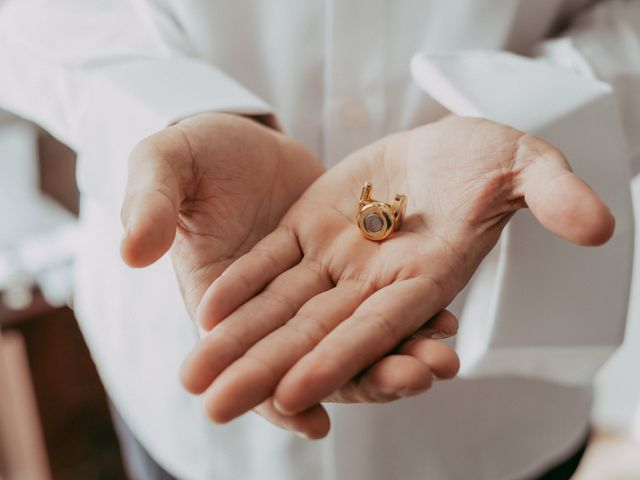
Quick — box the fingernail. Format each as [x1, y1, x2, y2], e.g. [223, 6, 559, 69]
[273, 399, 291, 415]
[295, 432, 312, 440]
[397, 388, 424, 398]
[430, 331, 451, 340]
[121, 208, 134, 234]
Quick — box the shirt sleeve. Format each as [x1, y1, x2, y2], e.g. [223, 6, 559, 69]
[536, 0, 640, 178]
[0, 0, 275, 213]
[411, 1, 637, 386]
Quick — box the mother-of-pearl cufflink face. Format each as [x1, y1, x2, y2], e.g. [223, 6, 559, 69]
[356, 183, 407, 241]
[364, 213, 384, 233]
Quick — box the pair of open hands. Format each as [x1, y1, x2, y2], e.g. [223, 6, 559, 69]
[120, 112, 613, 439]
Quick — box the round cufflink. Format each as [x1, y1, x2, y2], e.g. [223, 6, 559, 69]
[356, 182, 407, 241]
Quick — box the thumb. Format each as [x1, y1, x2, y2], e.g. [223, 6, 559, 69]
[120, 137, 184, 268]
[518, 135, 615, 247]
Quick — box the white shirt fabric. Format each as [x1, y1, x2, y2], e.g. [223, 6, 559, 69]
[0, 1, 638, 479]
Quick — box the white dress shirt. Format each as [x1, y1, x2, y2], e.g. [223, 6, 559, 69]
[0, 1, 637, 479]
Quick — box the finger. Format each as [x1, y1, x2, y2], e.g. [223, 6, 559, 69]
[181, 260, 332, 394]
[274, 277, 445, 415]
[253, 400, 330, 440]
[120, 133, 186, 268]
[196, 227, 302, 330]
[323, 310, 458, 404]
[398, 310, 460, 380]
[404, 309, 458, 341]
[201, 280, 372, 423]
[516, 135, 615, 246]
[324, 355, 433, 403]
[399, 339, 460, 380]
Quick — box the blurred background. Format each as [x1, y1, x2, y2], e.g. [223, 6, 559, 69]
[0, 110, 126, 480]
[0, 108, 638, 479]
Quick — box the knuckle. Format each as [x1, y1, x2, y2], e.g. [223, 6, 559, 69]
[220, 269, 254, 296]
[283, 314, 330, 350]
[252, 245, 285, 272]
[261, 289, 297, 318]
[358, 373, 401, 402]
[337, 277, 376, 297]
[281, 322, 317, 351]
[365, 309, 402, 340]
[297, 355, 344, 390]
[357, 382, 398, 403]
[241, 353, 281, 383]
[204, 325, 249, 366]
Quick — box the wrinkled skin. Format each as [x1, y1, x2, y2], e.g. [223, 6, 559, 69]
[183, 116, 614, 434]
[121, 112, 461, 439]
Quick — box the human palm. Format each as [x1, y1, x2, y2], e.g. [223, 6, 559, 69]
[120, 112, 323, 313]
[121, 112, 460, 438]
[184, 115, 614, 424]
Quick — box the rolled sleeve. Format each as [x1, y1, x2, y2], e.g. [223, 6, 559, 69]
[90, 57, 275, 127]
[74, 57, 276, 214]
[0, 1, 277, 214]
[536, 0, 640, 178]
[0, 54, 276, 217]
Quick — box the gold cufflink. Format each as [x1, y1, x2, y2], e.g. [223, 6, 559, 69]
[356, 183, 407, 241]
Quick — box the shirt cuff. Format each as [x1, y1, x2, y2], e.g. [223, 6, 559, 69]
[74, 57, 277, 217]
[535, 35, 640, 178]
[411, 50, 634, 385]
[90, 56, 276, 128]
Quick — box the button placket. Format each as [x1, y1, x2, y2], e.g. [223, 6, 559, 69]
[322, 0, 387, 166]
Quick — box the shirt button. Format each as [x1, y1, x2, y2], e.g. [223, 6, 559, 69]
[341, 101, 370, 129]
